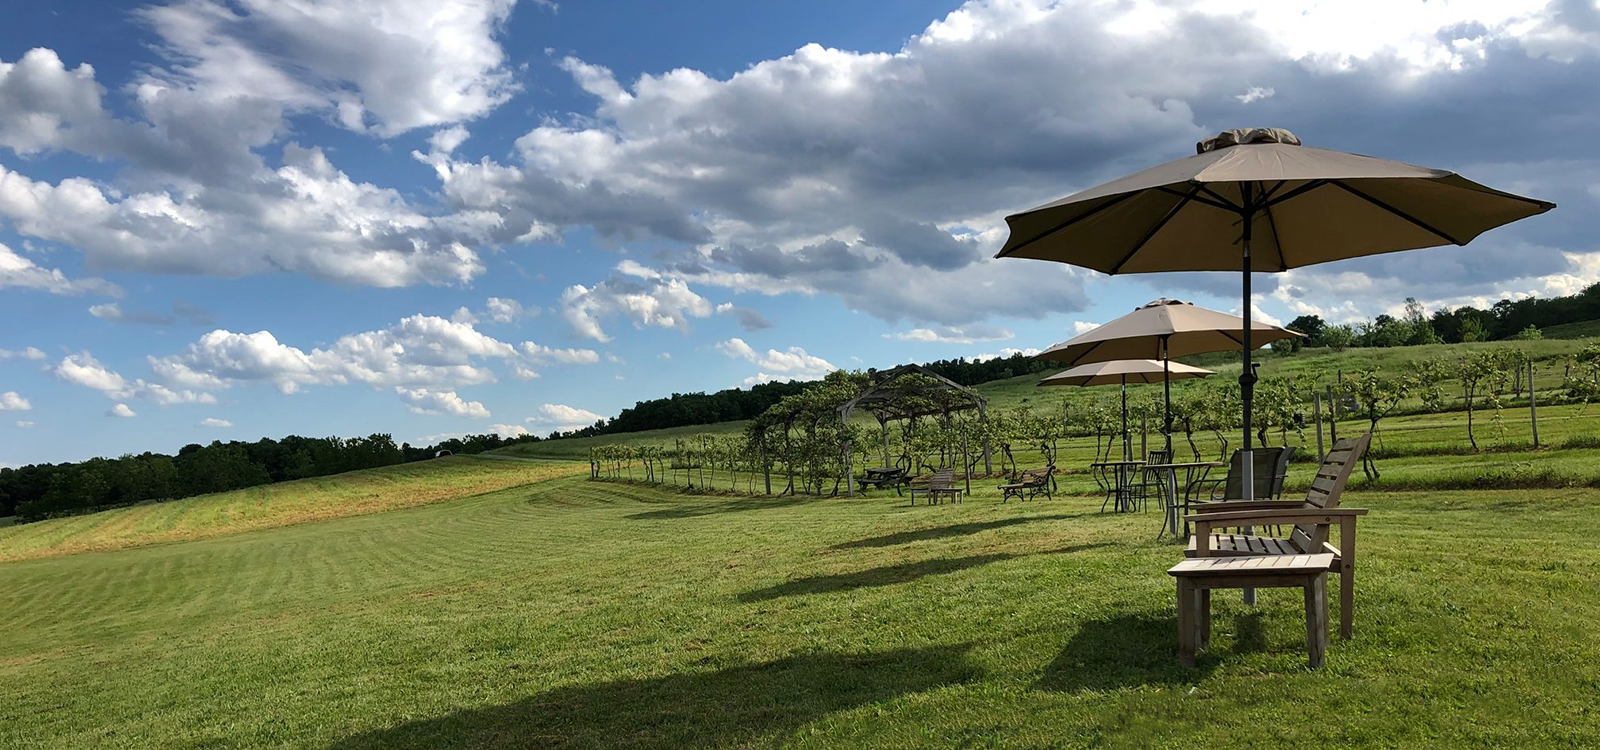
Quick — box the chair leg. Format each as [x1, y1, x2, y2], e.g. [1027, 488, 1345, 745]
[1197, 589, 1211, 650]
[1177, 578, 1196, 667]
[1304, 574, 1328, 668]
[1340, 568, 1354, 640]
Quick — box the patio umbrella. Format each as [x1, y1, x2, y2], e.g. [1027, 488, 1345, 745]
[1037, 358, 1213, 461]
[1038, 298, 1293, 458]
[997, 127, 1554, 498]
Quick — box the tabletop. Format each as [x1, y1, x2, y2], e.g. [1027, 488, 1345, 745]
[1144, 461, 1225, 470]
[1090, 460, 1145, 466]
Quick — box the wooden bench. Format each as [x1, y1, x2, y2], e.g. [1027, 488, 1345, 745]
[1185, 432, 1372, 640]
[908, 469, 963, 506]
[997, 466, 1054, 503]
[1168, 553, 1335, 668]
[856, 467, 909, 495]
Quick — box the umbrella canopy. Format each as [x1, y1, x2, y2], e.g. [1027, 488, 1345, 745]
[1037, 358, 1214, 387]
[996, 127, 1554, 500]
[996, 128, 1554, 270]
[1037, 298, 1298, 367]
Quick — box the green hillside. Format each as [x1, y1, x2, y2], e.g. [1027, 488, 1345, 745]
[1543, 319, 1600, 340]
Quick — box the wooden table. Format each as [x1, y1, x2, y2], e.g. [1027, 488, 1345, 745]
[1089, 460, 1143, 513]
[1143, 461, 1225, 541]
[857, 467, 908, 495]
[1168, 553, 1335, 668]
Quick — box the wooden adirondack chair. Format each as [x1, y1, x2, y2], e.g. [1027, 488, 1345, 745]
[909, 469, 963, 506]
[1184, 432, 1372, 639]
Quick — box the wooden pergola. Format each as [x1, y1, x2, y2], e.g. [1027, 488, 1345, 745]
[838, 364, 992, 497]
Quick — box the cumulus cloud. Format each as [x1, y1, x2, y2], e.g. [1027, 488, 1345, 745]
[89, 300, 214, 326]
[55, 352, 215, 405]
[15, 420, 33, 428]
[0, 346, 46, 361]
[147, 314, 591, 395]
[0, 241, 119, 296]
[395, 386, 490, 418]
[483, 296, 530, 323]
[525, 403, 604, 432]
[561, 270, 715, 341]
[716, 337, 836, 385]
[199, 417, 232, 427]
[487, 423, 529, 438]
[886, 325, 1013, 344]
[107, 403, 136, 418]
[0, 391, 30, 411]
[715, 302, 773, 332]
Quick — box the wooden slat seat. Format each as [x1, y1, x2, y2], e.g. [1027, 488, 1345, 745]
[1168, 553, 1336, 667]
[1183, 432, 1372, 640]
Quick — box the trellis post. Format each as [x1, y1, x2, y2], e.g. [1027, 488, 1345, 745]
[1313, 392, 1325, 462]
[1529, 360, 1540, 448]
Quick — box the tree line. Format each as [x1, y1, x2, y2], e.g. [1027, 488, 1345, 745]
[1280, 282, 1600, 351]
[0, 431, 541, 522]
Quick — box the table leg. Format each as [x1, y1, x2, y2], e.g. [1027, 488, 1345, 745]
[1198, 588, 1211, 650]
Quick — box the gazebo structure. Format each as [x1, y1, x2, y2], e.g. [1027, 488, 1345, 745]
[838, 364, 992, 497]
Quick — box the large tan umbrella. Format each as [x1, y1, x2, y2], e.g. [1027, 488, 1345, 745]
[997, 127, 1554, 498]
[1038, 358, 1213, 461]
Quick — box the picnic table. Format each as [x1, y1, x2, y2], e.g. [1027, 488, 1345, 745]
[856, 467, 910, 495]
[1090, 459, 1144, 513]
[1143, 460, 1225, 541]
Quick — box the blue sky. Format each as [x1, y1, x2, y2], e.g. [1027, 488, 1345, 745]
[2, 0, 1597, 466]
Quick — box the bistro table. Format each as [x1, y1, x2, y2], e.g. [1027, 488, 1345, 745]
[1142, 460, 1225, 541]
[1089, 459, 1144, 513]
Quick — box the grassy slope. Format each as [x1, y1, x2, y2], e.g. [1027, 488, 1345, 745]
[1543, 319, 1600, 340]
[0, 456, 583, 563]
[3, 475, 1597, 748]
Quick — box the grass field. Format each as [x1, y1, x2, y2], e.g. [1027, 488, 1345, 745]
[4, 461, 1599, 748]
[0, 456, 582, 563]
[1543, 319, 1600, 339]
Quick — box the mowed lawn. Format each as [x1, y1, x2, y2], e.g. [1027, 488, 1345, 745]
[3, 467, 1599, 748]
[0, 456, 583, 563]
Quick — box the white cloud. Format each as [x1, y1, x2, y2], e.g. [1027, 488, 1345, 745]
[973, 346, 1042, 362]
[395, 386, 490, 417]
[487, 423, 529, 438]
[149, 314, 548, 394]
[199, 417, 232, 427]
[525, 403, 604, 432]
[1234, 86, 1275, 103]
[0, 346, 45, 361]
[53, 352, 215, 405]
[0, 241, 119, 296]
[716, 337, 836, 385]
[0, 391, 30, 411]
[658, 351, 671, 360]
[483, 297, 527, 323]
[107, 403, 136, 418]
[15, 420, 34, 428]
[560, 271, 715, 342]
[518, 341, 600, 365]
[886, 325, 1013, 344]
[1072, 321, 1100, 335]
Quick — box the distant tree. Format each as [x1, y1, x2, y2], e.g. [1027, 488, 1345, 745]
[1460, 316, 1489, 342]
[1513, 325, 1542, 340]
[1287, 314, 1327, 346]
[1320, 324, 1355, 351]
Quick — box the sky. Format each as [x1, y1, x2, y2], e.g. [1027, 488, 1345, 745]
[2, 0, 1598, 467]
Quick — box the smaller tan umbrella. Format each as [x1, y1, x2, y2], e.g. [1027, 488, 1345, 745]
[1038, 359, 1214, 461]
[1038, 298, 1298, 367]
[1038, 299, 1296, 456]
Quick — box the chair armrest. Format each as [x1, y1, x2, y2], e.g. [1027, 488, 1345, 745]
[1186, 507, 1369, 525]
[1186, 500, 1304, 513]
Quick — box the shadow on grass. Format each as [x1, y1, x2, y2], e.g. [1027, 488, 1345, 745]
[1035, 613, 1214, 691]
[625, 493, 827, 520]
[829, 513, 1092, 550]
[739, 543, 1112, 602]
[324, 645, 978, 750]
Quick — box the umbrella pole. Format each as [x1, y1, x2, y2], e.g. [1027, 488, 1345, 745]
[1162, 336, 1173, 458]
[1240, 185, 1257, 504]
[1121, 377, 1129, 461]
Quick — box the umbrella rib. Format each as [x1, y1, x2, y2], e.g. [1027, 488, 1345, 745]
[996, 192, 1140, 258]
[1193, 183, 1243, 212]
[1260, 179, 1330, 210]
[1110, 185, 1201, 274]
[1330, 181, 1462, 245]
[1157, 185, 1235, 213]
[1261, 198, 1288, 271]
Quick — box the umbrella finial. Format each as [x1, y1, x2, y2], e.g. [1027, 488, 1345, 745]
[1197, 127, 1301, 154]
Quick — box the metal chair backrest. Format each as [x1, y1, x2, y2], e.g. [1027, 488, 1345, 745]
[1221, 447, 1285, 499]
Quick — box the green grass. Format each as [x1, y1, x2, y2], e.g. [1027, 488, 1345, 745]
[1542, 319, 1600, 340]
[0, 456, 583, 563]
[4, 459, 1600, 748]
